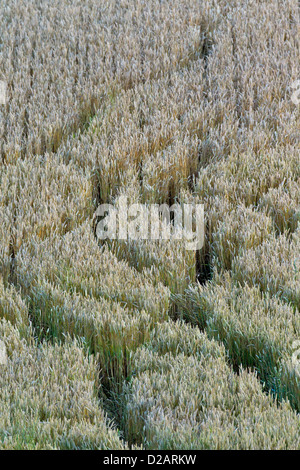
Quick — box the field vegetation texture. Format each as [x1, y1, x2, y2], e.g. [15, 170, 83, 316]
[0, 0, 299, 449]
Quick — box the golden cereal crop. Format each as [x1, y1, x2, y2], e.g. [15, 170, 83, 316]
[0, 0, 299, 450]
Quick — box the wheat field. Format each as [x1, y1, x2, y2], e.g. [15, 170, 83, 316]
[0, 0, 299, 450]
